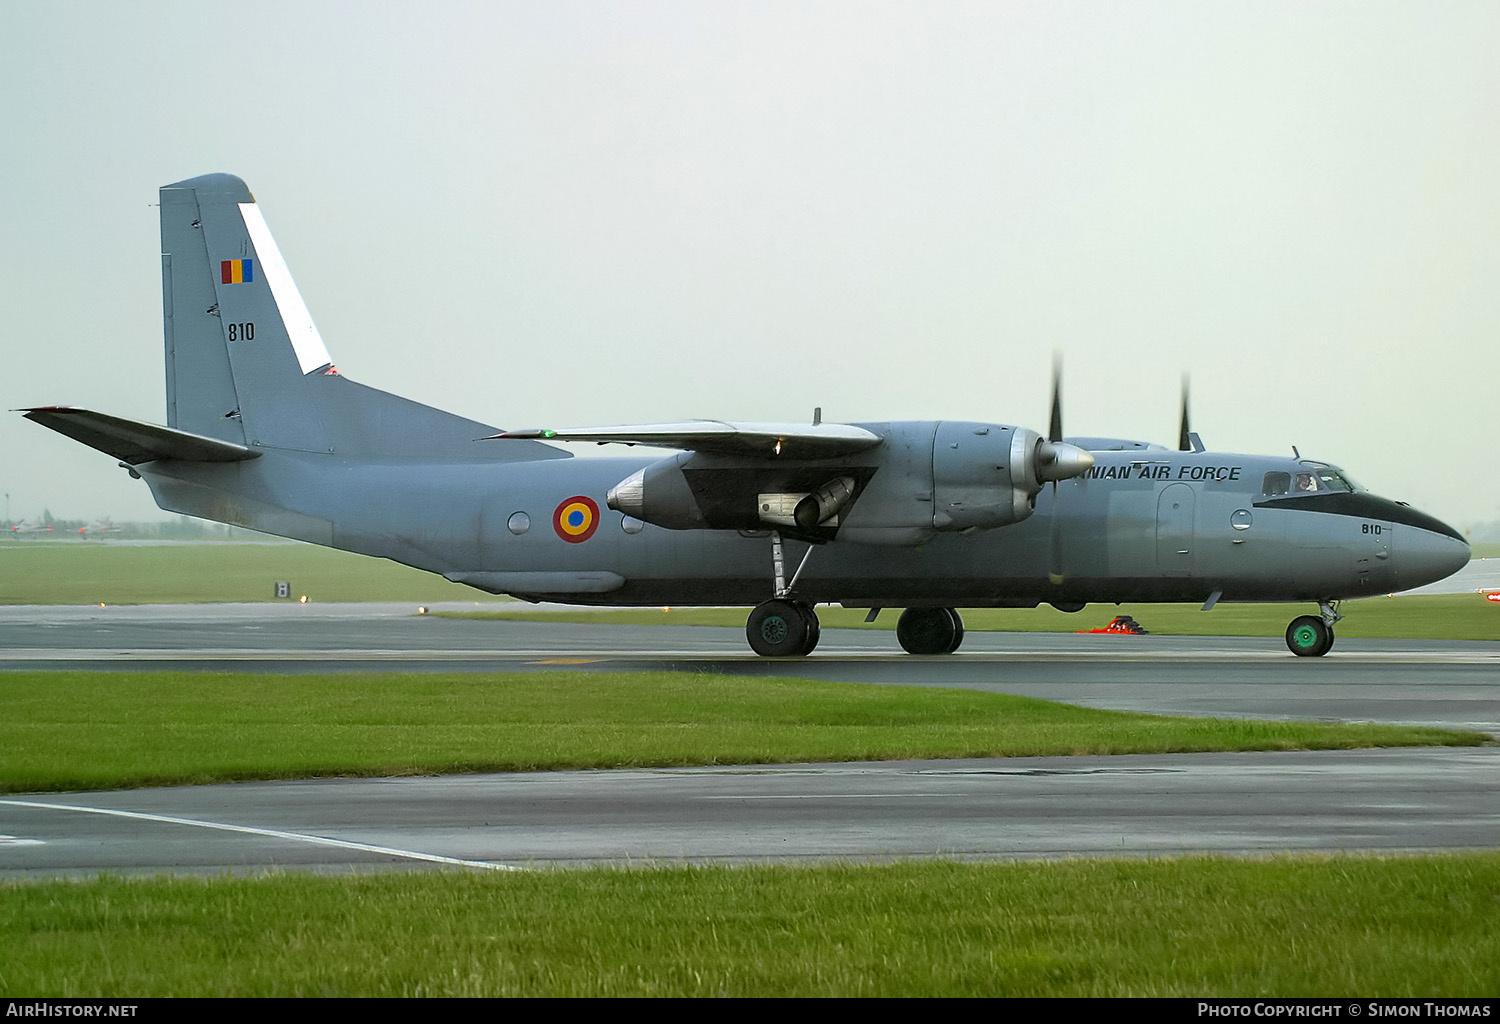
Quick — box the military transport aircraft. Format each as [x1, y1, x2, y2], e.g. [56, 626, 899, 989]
[21, 173, 1470, 657]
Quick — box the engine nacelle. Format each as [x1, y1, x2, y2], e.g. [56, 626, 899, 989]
[605, 456, 707, 531]
[604, 422, 1092, 545]
[928, 422, 1092, 532]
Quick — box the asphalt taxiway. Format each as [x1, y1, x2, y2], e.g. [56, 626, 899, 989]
[1, 602, 1496, 876]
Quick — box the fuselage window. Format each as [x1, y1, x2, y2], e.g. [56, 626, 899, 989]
[1262, 472, 1290, 496]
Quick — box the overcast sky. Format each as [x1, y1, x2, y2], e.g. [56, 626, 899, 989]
[3, 1, 1498, 531]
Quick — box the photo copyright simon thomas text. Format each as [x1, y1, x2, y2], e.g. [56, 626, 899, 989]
[1198, 1004, 1492, 1019]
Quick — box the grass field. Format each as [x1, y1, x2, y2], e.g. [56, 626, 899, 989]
[4, 854, 1497, 996]
[3, 670, 1482, 793]
[1, 639, 1493, 996]
[0, 539, 507, 605]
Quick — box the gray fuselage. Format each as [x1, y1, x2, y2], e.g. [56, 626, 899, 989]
[136, 427, 1470, 610]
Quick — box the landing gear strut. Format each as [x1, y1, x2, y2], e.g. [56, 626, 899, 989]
[745, 531, 821, 657]
[896, 607, 965, 655]
[1285, 600, 1342, 657]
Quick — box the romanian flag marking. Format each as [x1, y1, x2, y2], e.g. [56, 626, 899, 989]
[552, 496, 600, 543]
[220, 259, 254, 284]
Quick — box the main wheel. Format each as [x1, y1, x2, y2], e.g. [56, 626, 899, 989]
[1285, 615, 1333, 657]
[793, 601, 821, 655]
[896, 607, 960, 655]
[747, 599, 813, 657]
[941, 607, 965, 654]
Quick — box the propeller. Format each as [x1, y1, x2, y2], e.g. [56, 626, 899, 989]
[1178, 374, 1204, 453]
[1178, 375, 1191, 451]
[1036, 355, 1092, 482]
[1048, 355, 1063, 444]
[1045, 356, 1068, 586]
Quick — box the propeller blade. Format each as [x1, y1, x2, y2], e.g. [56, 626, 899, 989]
[1048, 356, 1063, 443]
[1178, 374, 1191, 452]
[1047, 478, 1065, 585]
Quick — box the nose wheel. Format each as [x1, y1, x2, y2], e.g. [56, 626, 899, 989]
[1285, 601, 1342, 657]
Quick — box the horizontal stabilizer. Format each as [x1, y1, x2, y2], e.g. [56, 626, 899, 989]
[20, 407, 262, 464]
[490, 420, 884, 458]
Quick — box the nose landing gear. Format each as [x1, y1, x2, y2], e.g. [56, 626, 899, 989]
[1285, 600, 1342, 657]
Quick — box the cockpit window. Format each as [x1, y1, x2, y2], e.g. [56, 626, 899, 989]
[1262, 472, 1291, 496]
[1314, 469, 1355, 493]
[1297, 462, 1359, 494]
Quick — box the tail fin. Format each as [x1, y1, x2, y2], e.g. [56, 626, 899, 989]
[160, 173, 551, 461]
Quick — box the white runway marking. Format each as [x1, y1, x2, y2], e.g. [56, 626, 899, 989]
[0, 798, 517, 872]
[0, 834, 44, 847]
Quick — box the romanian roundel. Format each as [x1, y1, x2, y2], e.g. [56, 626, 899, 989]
[552, 495, 601, 543]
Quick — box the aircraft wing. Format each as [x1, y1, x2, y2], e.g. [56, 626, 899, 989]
[490, 420, 884, 458]
[20, 407, 262, 464]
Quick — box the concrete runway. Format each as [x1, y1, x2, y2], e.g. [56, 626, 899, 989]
[2, 602, 1497, 876]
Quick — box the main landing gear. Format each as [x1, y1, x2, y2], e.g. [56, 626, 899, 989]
[743, 532, 967, 657]
[894, 607, 965, 655]
[746, 598, 821, 657]
[1285, 600, 1342, 657]
[745, 531, 822, 657]
[745, 599, 969, 657]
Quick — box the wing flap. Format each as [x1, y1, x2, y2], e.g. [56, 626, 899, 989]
[20, 407, 262, 464]
[490, 420, 883, 458]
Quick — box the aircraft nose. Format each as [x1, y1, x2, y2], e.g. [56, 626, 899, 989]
[1396, 523, 1470, 591]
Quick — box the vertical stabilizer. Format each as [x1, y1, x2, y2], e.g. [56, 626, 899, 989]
[158, 174, 555, 462]
[160, 173, 331, 452]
